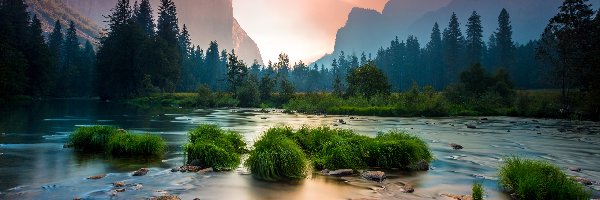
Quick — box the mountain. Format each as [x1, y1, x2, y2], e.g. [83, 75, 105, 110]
[61, 0, 264, 64]
[25, 0, 103, 44]
[314, 0, 599, 66]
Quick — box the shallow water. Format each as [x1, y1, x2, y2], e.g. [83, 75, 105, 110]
[0, 100, 599, 199]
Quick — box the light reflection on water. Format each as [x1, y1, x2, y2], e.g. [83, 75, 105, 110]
[0, 100, 599, 199]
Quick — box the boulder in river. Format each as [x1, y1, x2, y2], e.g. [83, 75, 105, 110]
[113, 181, 125, 187]
[568, 166, 582, 172]
[327, 169, 354, 176]
[450, 143, 463, 150]
[573, 177, 593, 185]
[401, 183, 414, 193]
[466, 124, 477, 129]
[480, 118, 488, 121]
[150, 195, 181, 200]
[87, 174, 106, 180]
[132, 168, 149, 176]
[361, 171, 386, 182]
[415, 160, 430, 171]
[443, 194, 473, 200]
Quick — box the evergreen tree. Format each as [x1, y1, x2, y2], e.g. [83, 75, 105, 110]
[0, 1, 28, 98]
[204, 41, 220, 88]
[177, 24, 195, 91]
[25, 15, 53, 96]
[48, 20, 63, 68]
[155, 0, 181, 92]
[426, 22, 443, 88]
[226, 50, 248, 93]
[466, 11, 484, 65]
[495, 8, 514, 70]
[157, 0, 179, 45]
[108, 0, 132, 29]
[61, 21, 80, 96]
[135, 0, 155, 36]
[442, 13, 465, 84]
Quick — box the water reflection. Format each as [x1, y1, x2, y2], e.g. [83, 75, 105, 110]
[1, 100, 599, 199]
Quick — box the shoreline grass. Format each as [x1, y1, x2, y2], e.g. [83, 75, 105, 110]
[69, 126, 166, 157]
[498, 157, 590, 200]
[183, 124, 247, 171]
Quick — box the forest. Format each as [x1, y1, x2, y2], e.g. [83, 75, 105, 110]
[0, 0, 599, 119]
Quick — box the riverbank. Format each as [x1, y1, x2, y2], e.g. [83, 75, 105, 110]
[125, 90, 598, 121]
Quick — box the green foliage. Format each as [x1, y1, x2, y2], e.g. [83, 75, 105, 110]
[472, 182, 484, 200]
[183, 124, 246, 171]
[69, 126, 166, 157]
[498, 157, 590, 200]
[245, 127, 308, 181]
[346, 62, 391, 98]
[236, 80, 260, 107]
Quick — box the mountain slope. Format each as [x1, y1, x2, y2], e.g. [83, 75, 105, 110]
[314, 0, 599, 66]
[26, 0, 102, 43]
[61, 0, 263, 64]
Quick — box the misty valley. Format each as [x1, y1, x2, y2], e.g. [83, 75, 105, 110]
[1, 0, 600, 200]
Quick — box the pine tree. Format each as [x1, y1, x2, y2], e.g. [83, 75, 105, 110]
[157, 0, 179, 45]
[442, 13, 465, 84]
[426, 22, 443, 88]
[135, 0, 154, 36]
[495, 8, 514, 70]
[48, 20, 63, 70]
[61, 21, 80, 96]
[204, 41, 220, 88]
[177, 24, 194, 91]
[226, 49, 248, 93]
[25, 15, 53, 96]
[155, 0, 181, 92]
[466, 11, 484, 65]
[108, 0, 132, 29]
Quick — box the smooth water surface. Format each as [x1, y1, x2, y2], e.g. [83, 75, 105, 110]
[1, 100, 599, 199]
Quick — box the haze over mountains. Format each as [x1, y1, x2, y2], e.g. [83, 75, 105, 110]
[59, 0, 263, 64]
[313, 0, 600, 66]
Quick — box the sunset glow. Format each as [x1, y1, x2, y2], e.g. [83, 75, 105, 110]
[233, 0, 388, 63]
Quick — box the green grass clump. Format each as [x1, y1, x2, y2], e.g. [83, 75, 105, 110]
[472, 182, 484, 200]
[107, 133, 166, 156]
[183, 124, 247, 171]
[245, 127, 308, 182]
[69, 126, 166, 157]
[498, 157, 590, 200]
[368, 131, 433, 169]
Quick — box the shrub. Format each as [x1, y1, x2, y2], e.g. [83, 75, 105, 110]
[245, 127, 308, 182]
[184, 124, 247, 171]
[69, 126, 166, 157]
[107, 133, 166, 156]
[498, 157, 590, 200]
[368, 131, 433, 169]
[70, 126, 119, 152]
[472, 182, 484, 200]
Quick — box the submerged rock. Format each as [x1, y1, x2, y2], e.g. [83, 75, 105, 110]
[87, 174, 106, 180]
[198, 167, 213, 174]
[415, 160, 430, 171]
[132, 168, 149, 176]
[450, 143, 463, 150]
[401, 183, 414, 193]
[480, 118, 488, 121]
[113, 182, 125, 187]
[569, 166, 582, 172]
[114, 188, 125, 192]
[443, 194, 473, 200]
[361, 171, 386, 182]
[338, 119, 347, 124]
[327, 169, 354, 176]
[466, 124, 477, 129]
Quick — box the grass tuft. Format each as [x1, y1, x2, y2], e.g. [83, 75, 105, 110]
[498, 157, 590, 200]
[69, 126, 166, 157]
[472, 182, 484, 200]
[245, 127, 309, 182]
[183, 124, 247, 171]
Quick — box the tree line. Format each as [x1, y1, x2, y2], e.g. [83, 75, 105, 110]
[0, 0, 95, 99]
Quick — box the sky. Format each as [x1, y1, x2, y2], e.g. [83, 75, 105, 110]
[233, 0, 388, 64]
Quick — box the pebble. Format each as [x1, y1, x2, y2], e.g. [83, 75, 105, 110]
[569, 166, 582, 172]
[132, 168, 149, 176]
[450, 143, 463, 150]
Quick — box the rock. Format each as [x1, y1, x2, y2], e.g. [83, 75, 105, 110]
[480, 118, 488, 121]
[532, 119, 539, 122]
[132, 168, 149, 176]
[466, 124, 477, 129]
[115, 188, 125, 192]
[401, 183, 414, 193]
[261, 117, 267, 119]
[198, 167, 213, 174]
[328, 169, 354, 176]
[507, 130, 511, 132]
[182, 166, 200, 172]
[569, 167, 582, 172]
[73, 198, 81, 200]
[150, 195, 181, 200]
[443, 194, 473, 200]
[333, 124, 339, 127]
[113, 182, 125, 187]
[63, 143, 74, 148]
[535, 126, 541, 129]
[133, 183, 143, 190]
[171, 168, 180, 172]
[338, 119, 346, 124]
[574, 177, 593, 185]
[321, 169, 330, 175]
[361, 171, 386, 182]
[415, 160, 430, 171]
[350, 117, 355, 119]
[450, 143, 463, 150]
[537, 132, 542, 135]
[87, 174, 106, 180]
[193, 198, 201, 200]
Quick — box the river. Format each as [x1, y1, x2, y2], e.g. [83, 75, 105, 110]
[0, 100, 599, 199]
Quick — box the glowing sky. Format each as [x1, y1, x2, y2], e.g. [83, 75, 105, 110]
[233, 0, 388, 64]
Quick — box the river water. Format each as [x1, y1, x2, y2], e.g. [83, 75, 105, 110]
[0, 100, 599, 200]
